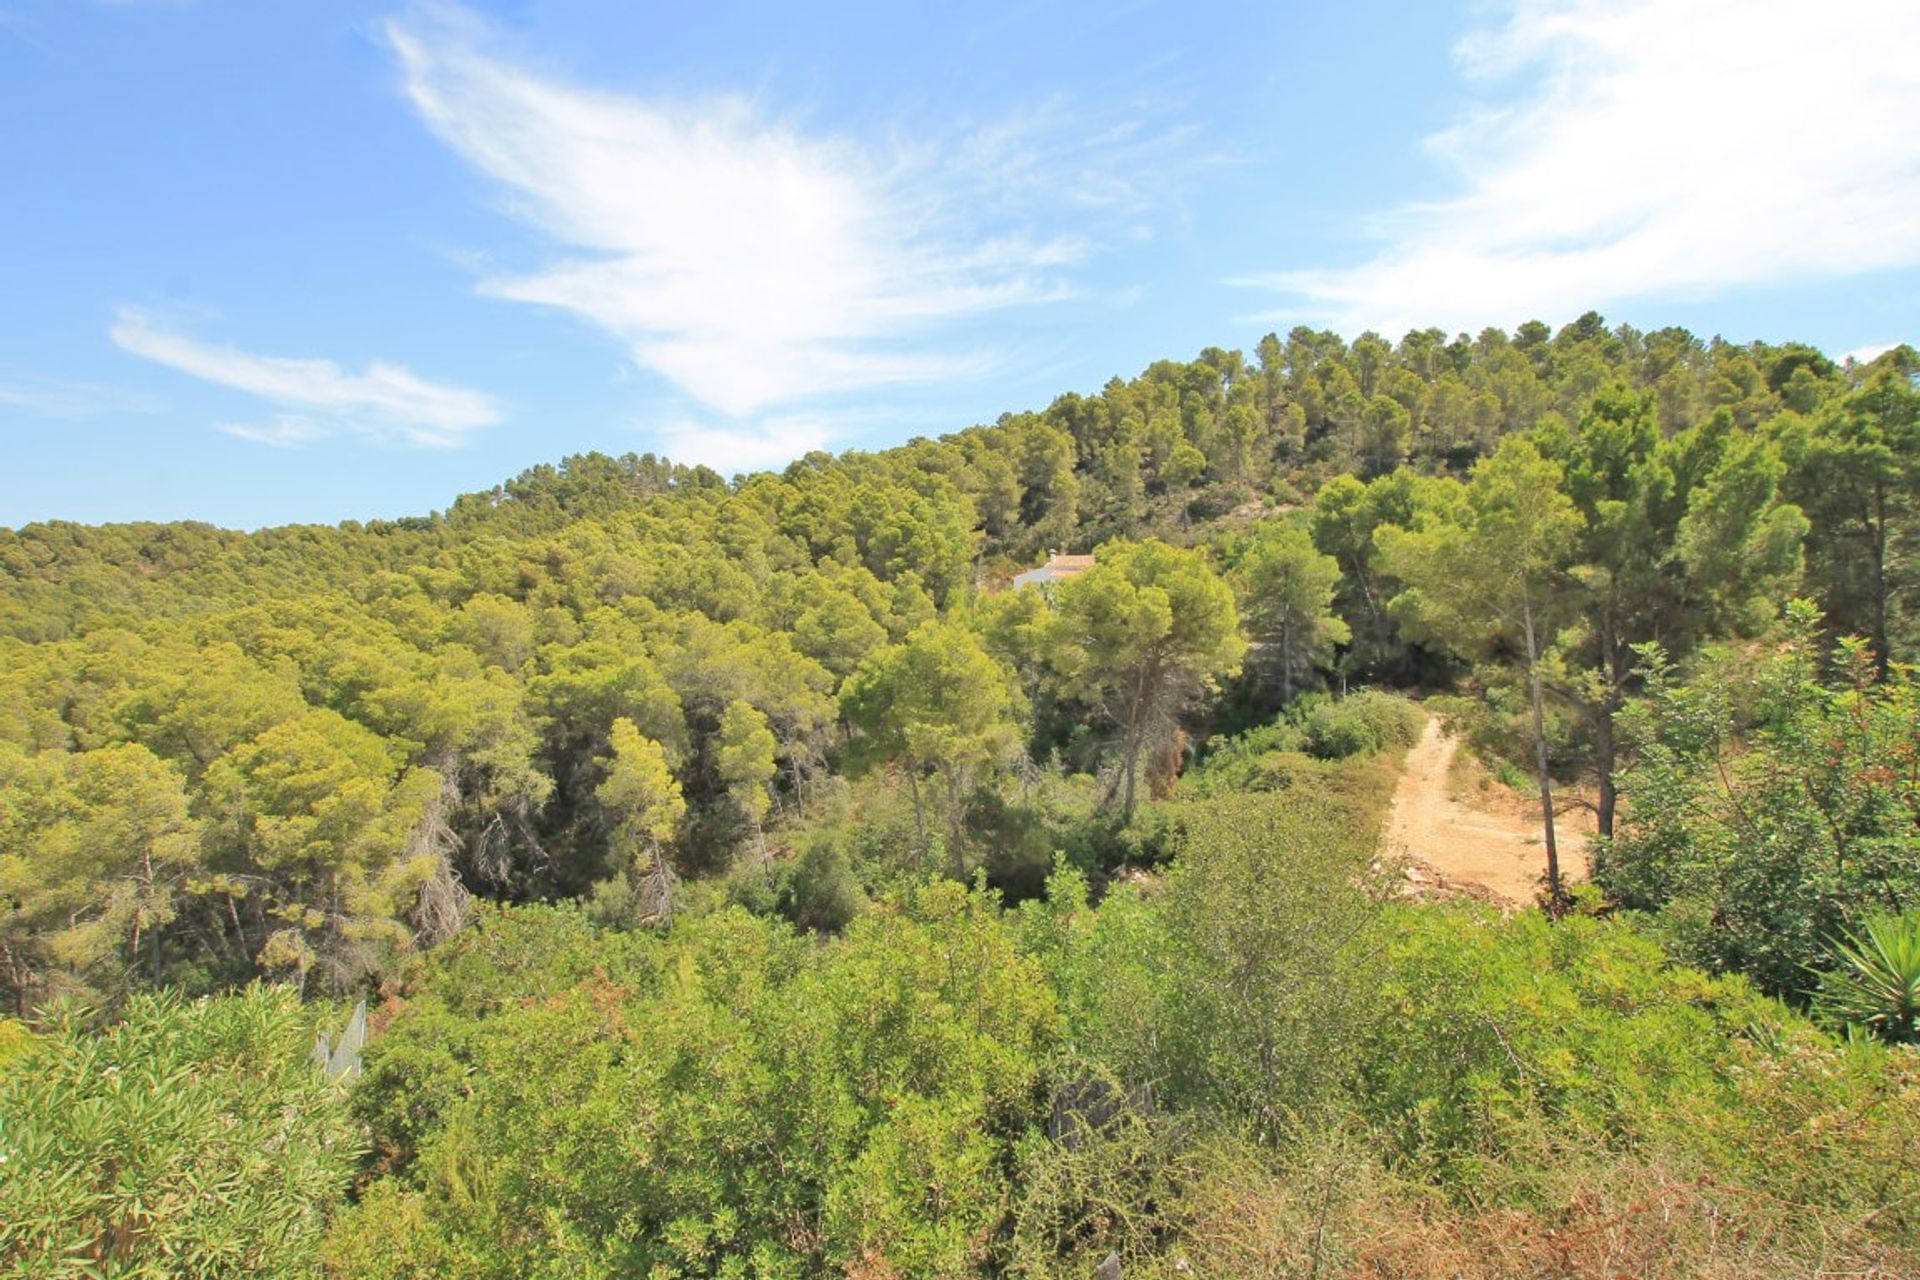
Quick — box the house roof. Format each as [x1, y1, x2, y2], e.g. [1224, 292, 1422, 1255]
[1010, 552, 1097, 590]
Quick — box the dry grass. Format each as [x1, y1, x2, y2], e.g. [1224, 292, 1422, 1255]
[1341, 1175, 1915, 1280]
[1045, 1142, 1920, 1280]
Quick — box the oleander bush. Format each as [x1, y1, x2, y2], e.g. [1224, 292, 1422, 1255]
[0, 986, 360, 1280]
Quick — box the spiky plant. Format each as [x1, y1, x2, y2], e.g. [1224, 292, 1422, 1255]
[1818, 912, 1920, 1045]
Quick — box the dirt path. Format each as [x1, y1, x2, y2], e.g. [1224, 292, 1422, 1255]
[1380, 717, 1590, 905]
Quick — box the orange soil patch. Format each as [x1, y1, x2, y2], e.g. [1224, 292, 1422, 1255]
[1380, 717, 1592, 905]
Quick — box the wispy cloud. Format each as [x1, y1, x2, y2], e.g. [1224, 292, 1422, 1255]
[109, 308, 503, 447]
[0, 378, 163, 420]
[1246, 0, 1920, 335]
[382, 6, 1177, 460]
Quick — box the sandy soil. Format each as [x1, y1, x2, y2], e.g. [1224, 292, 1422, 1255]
[1380, 717, 1591, 905]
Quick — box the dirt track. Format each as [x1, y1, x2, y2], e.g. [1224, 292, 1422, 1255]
[1380, 717, 1590, 905]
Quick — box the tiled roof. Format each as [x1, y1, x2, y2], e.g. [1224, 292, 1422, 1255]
[1009, 552, 1097, 590]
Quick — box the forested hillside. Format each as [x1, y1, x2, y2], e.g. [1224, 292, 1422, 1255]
[2, 316, 1917, 1278]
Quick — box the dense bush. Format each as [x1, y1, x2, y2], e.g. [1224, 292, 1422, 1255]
[0, 986, 360, 1280]
[1192, 689, 1420, 788]
[0, 1018, 33, 1071]
[724, 832, 869, 933]
[1360, 907, 1919, 1204]
[1034, 788, 1381, 1139]
[1292, 689, 1423, 759]
[331, 888, 1059, 1279]
[1015, 898, 1920, 1278]
[1598, 611, 1920, 998]
[31, 802, 1890, 1280]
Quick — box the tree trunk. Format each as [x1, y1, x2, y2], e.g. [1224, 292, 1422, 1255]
[1594, 625, 1624, 840]
[1280, 623, 1295, 704]
[938, 762, 970, 878]
[1594, 710, 1617, 840]
[227, 893, 249, 963]
[1118, 659, 1163, 824]
[906, 769, 928, 864]
[142, 846, 162, 984]
[1119, 716, 1142, 823]
[644, 839, 675, 928]
[1521, 587, 1564, 905]
[1871, 483, 1891, 679]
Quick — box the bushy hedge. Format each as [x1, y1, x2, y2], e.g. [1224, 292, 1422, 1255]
[0, 987, 360, 1280]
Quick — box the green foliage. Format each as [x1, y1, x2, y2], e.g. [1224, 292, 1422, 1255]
[1815, 910, 1920, 1044]
[1364, 906, 1763, 1176]
[1153, 793, 1378, 1136]
[1185, 691, 1420, 810]
[589, 716, 687, 926]
[1380, 436, 1583, 658]
[0, 317, 1894, 1009]
[1032, 776, 1387, 1146]
[598, 716, 684, 850]
[0, 1018, 36, 1071]
[1219, 516, 1349, 703]
[1380, 435, 1588, 894]
[1045, 539, 1245, 818]
[0, 741, 202, 1004]
[331, 886, 1058, 1280]
[784, 836, 868, 933]
[0, 986, 360, 1279]
[1360, 904, 1920, 1229]
[1598, 608, 1920, 997]
[714, 699, 777, 828]
[348, 904, 661, 1175]
[3, 319, 1917, 1276]
[840, 620, 1025, 853]
[1290, 689, 1422, 759]
[1779, 362, 1920, 667]
[728, 832, 870, 934]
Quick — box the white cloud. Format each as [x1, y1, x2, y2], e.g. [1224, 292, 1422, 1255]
[382, 7, 1162, 461]
[0, 379, 162, 420]
[109, 308, 504, 447]
[654, 416, 834, 475]
[1838, 341, 1898, 366]
[1249, 0, 1920, 335]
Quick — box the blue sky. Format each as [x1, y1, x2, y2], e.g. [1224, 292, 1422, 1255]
[3, 0, 1916, 529]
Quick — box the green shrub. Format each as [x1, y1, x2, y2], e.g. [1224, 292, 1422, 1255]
[331, 885, 1061, 1280]
[0, 1018, 35, 1073]
[1191, 691, 1420, 798]
[1816, 910, 1920, 1044]
[1598, 623, 1920, 997]
[1291, 689, 1422, 759]
[0, 986, 360, 1280]
[788, 836, 869, 933]
[1040, 789, 1381, 1141]
[350, 903, 660, 1177]
[1358, 904, 1920, 1228]
[1016, 890, 1920, 1276]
